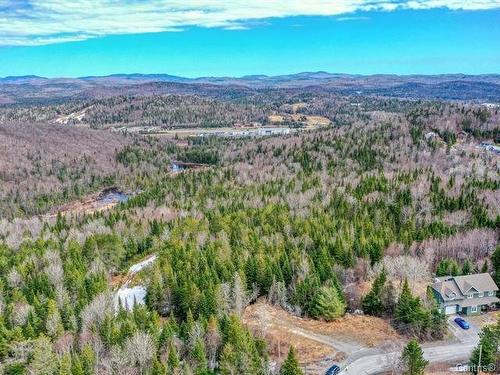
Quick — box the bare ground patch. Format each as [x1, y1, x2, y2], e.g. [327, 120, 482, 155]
[243, 301, 404, 369]
[267, 114, 331, 127]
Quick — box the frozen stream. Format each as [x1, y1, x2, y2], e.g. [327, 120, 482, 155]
[114, 254, 157, 310]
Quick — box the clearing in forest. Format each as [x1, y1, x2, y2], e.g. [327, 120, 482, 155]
[243, 301, 404, 369]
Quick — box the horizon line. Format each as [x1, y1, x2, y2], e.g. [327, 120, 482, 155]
[2, 71, 500, 81]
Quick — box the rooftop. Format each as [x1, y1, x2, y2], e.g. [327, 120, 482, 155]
[431, 273, 499, 302]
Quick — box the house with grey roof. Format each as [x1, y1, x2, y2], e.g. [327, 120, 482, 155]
[430, 273, 499, 316]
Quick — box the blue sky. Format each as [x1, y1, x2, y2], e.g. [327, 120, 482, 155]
[0, 1, 499, 77]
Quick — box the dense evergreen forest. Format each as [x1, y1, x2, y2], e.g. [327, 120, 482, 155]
[0, 95, 498, 374]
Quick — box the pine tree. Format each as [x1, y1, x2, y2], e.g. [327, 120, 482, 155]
[492, 246, 500, 285]
[27, 335, 58, 375]
[80, 344, 96, 375]
[0, 321, 8, 360]
[219, 315, 266, 375]
[45, 299, 64, 338]
[279, 346, 303, 375]
[436, 259, 450, 277]
[396, 279, 416, 324]
[191, 338, 208, 371]
[481, 260, 489, 273]
[461, 260, 473, 275]
[150, 358, 168, 375]
[395, 279, 427, 336]
[362, 269, 387, 316]
[119, 317, 136, 343]
[219, 343, 238, 375]
[59, 353, 72, 375]
[182, 310, 195, 341]
[167, 344, 180, 371]
[469, 320, 500, 374]
[146, 269, 164, 312]
[71, 355, 85, 375]
[449, 260, 460, 276]
[60, 301, 77, 332]
[381, 279, 397, 317]
[400, 339, 428, 375]
[427, 292, 446, 341]
[206, 315, 221, 370]
[310, 282, 346, 321]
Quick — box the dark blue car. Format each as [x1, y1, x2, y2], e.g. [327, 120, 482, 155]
[326, 365, 341, 375]
[454, 317, 470, 330]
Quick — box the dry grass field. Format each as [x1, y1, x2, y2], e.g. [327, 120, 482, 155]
[243, 301, 404, 367]
[267, 113, 332, 127]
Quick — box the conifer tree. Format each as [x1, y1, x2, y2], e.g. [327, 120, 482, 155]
[168, 344, 180, 371]
[45, 299, 64, 338]
[469, 319, 500, 374]
[362, 269, 387, 316]
[80, 344, 96, 375]
[436, 259, 450, 277]
[150, 358, 168, 375]
[219, 343, 237, 375]
[480, 260, 489, 273]
[71, 355, 85, 375]
[310, 281, 346, 321]
[492, 246, 500, 285]
[461, 260, 473, 275]
[449, 260, 460, 276]
[27, 335, 58, 375]
[381, 279, 397, 317]
[279, 346, 303, 375]
[59, 353, 72, 375]
[401, 339, 428, 375]
[206, 315, 221, 370]
[191, 338, 208, 371]
[396, 279, 416, 324]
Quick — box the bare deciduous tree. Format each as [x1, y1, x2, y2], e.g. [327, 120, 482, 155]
[123, 331, 155, 375]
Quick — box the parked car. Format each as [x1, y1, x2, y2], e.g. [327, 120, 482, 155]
[454, 317, 470, 330]
[326, 365, 341, 375]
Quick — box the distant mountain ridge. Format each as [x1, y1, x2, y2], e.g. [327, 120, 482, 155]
[1, 72, 500, 104]
[3, 71, 500, 86]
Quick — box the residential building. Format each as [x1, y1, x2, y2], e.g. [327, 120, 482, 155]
[430, 273, 499, 315]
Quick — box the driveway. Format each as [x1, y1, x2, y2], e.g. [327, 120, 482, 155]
[336, 316, 481, 375]
[447, 315, 481, 343]
[338, 341, 478, 375]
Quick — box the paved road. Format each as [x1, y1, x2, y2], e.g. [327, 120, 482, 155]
[339, 341, 477, 375]
[338, 316, 480, 375]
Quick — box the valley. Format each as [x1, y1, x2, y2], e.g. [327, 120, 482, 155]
[0, 73, 498, 375]
[2, 1, 500, 373]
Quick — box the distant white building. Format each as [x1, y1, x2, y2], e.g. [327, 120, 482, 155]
[478, 142, 500, 154]
[424, 131, 439, 140]
[481, 103, 499, 108]
[197, 127, 293, 138]
[257, 127, 291, 136]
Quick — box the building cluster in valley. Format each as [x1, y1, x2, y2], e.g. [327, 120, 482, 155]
[196, 127, 293, 138]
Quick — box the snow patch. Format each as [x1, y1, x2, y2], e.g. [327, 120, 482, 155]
[129, 254, 157, 274]
[114, 253, 157, 311]
[115, 285, 147, 310]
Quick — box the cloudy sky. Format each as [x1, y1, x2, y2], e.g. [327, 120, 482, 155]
[0, 0, 499, 76]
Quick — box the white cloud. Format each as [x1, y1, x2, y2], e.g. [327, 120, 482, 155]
[0, 0, 499, 46]
[336, 16, 370, 21]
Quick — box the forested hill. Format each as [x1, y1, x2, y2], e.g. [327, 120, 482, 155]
[1, 72, 500, 105]
[0, 92, 499, 374]
[0, 95, 270, 129]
